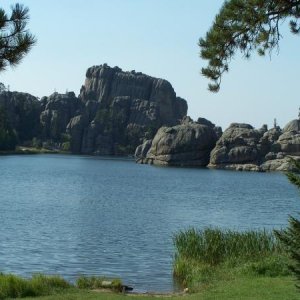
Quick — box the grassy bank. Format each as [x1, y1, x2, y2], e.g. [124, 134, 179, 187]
[20, 277, 300, 300]
[0, 272, 298, 299]
[173, 228, 292, 292]
[0, 274, 122, 299]
[0, 228, 298, 299]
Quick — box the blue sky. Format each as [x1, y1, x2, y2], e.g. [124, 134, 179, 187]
[1, 0, 299, 130]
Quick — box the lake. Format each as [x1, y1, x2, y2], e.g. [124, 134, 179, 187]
[0, 154, 299, 292]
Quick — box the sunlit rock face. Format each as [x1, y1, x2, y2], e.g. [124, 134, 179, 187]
[209, 119, 300, 172]
[135, 117, 219, 166]
[68, 64, 187, 154]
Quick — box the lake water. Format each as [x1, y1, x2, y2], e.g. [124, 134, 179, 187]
[0, 154, 299, 292]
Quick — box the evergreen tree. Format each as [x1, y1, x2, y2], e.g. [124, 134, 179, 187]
[0, 3, 36, 72]
[275, 159, 300, 289]
[200, 0, 300, 92]
[0, 105, 17, 150]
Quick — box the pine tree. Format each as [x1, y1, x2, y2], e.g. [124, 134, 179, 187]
[275, 159, 300, 289]
[200, 0, 300, 92]
[0, 3, 36, 72]
[0, 105, 17, 150]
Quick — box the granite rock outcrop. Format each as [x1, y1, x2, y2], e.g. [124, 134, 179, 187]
[208, 120, 300, 171]
[135, 117, 220, 166]
[40, 92, 82, 141]
[70, 64, 187, 154]
[0, 64, 187, 154]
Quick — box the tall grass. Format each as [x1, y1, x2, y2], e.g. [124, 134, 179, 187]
[173, 228, 283, 266]
[173, 228, 288, 290]
[0, 274, 71, 299]
[0, 273, 124, 299]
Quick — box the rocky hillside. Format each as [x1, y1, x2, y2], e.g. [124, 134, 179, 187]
[0, 64, 188, 154]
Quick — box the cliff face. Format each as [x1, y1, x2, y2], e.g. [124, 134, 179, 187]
[0, 64, 188, 154]
[68, 64, 187, 154]
[40, 92, 82, 142]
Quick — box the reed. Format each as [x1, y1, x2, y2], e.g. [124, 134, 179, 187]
[173, 228, 282, 266]
[173, 228, 288, 290]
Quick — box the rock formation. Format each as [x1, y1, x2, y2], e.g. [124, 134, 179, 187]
[208, 120, 300, 171]
[135, 117, 220, 166]
[69, 64, 187, 154]
[40, 92, 82, 141]
[135, 116, 300, 171]
[209, 123, 263, 170]
[0, 64, 187, 154]
[1, 63, 300, 172]
[0, 91, 41, 142]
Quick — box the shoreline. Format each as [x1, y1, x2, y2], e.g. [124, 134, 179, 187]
[0, 148, 290, 172]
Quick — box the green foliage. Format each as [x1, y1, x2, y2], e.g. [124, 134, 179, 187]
[0, 106, 17, 150]
[60, 133, 71, 143]
[246, 255, 291, 277]
[76, 276, 123, 292]
[275, 160, 300, 289]
[62, 141, 71, 151]
[0, 82, 6, 92]
[174, 228, 282, 266]
[0, 273, 71, 299]
[60, 133, 71, 151]
[0, 3, 36, 72]
[200, 0, 300, 92]
[32, 137, 42, 149]
[15, 98, 40, 142]
[173, 228, 287, 291]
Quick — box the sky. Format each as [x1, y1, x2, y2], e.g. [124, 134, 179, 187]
[0, 0, 299, 130]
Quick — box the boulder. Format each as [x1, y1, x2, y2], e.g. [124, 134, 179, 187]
[260, 157, 299, 172]
[137, 118, 218, 166]
[259, 127, 282, 157]
[276, 131, 300, 155]
[209, 123, 262, 168]
[135, 139, 152, 163]
[283, 119, 300, 133]
[271, 120, 300, 156]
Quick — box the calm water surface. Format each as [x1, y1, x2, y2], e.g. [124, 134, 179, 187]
[0, 154, 299, 292]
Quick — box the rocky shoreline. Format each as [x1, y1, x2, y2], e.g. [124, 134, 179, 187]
[135, 117, 300, 172]
[0, 63, 299, 171]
